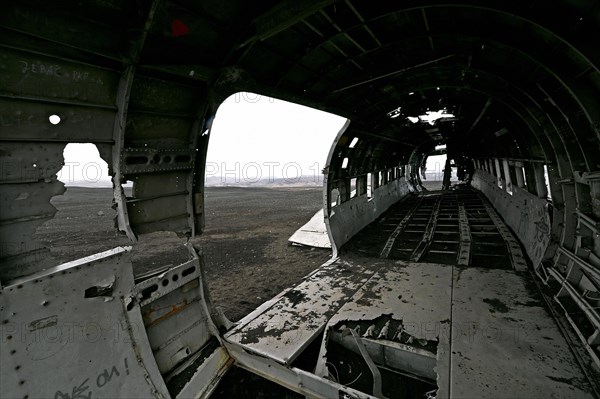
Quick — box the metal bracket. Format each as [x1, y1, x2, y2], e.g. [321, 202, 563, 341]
[349, 329, 387, 399]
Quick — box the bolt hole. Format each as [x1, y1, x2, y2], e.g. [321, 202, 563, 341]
[181, 267, 195, 277]
[49, 114, 61, 125]
[172, 274, 179, 282]
[161, 279, 169, 287]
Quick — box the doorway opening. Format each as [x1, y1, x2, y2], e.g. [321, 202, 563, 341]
[422, 154, 445, 191]
[194, 92, 346, 322]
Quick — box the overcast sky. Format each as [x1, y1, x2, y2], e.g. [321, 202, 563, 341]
[206, 93, 347, 182]
[58, 93, 347, 187]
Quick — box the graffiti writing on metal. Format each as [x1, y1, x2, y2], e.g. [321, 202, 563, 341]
[532, 205, 550, 261]
[53, 358, 130, 399]
[516, 199, 550, 265]
[18, 61, 104, 84]
[19, 61, 62, 76]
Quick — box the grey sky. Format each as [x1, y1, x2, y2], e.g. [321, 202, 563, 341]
[206, 93, 347, 180]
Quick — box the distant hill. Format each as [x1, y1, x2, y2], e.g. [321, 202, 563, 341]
[62, 176, 323, 188]
[63, 180, 112, 188]
[205, 175, 323, 187]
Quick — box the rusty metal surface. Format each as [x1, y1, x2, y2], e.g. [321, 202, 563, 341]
[224, 258, 379, 364]
[321, 262, 453, 341]
[306, 258, 596, 398]
[311, 261, 452, 397]
[138, 261, 215, 376]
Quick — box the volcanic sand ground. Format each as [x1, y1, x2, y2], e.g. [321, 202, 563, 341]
[33, 186, 331, 321]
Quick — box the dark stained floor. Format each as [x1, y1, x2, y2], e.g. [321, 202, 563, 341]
[223, 188, 595, 398]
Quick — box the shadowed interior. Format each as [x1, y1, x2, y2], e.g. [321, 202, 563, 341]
[1, 1, 600, 397]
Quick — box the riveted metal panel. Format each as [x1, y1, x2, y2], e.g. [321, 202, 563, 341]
[0, 142, 65, 183]
[127, 194, 189, 226]
[0, 246, 55, 282]
[0, 217, 55, 257]
[125, 113, 194, 147]
[0, 247, 170, 399]
[0, 47, 119, 105]
[0, 181, 63, 220]
[139, 266, 212, 374]
[129, 75, 203, 114]
[0, 141, 65, 280]
[121, 148, 194, 175]
[130, 171, 191, 198]
[0, 2, 126, 59]
[0, 99, 115, 142]
[121, 166, 193, 236]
